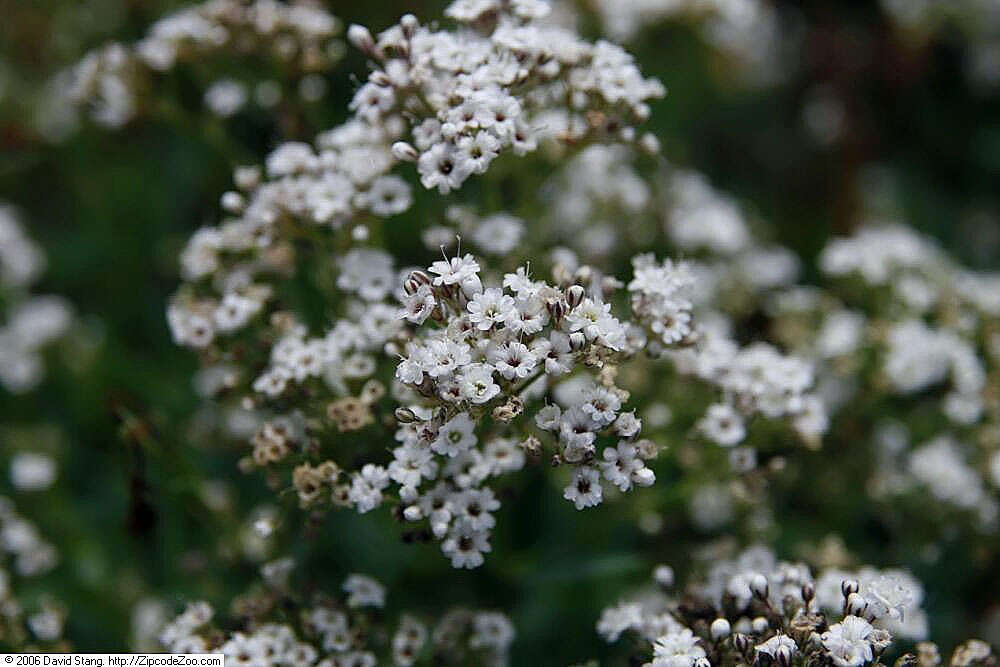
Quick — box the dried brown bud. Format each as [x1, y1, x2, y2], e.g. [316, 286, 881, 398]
[520, 435, 542, 456]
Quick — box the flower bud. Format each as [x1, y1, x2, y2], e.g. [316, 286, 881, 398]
[392, 141, 419, 162]
[569, 332, 586, 350]
[460, 274, 483, 300]
[750, 574, 769, 600]
[710, 618, 731, 641]
[846, 592, 867, 617]
[632, 467, 655, 487]
[400, 14, 419, 38]
[842, 579, 860, 598]
[402, 505, 422, 521]
[220, 190, 244, 213]
[370, 70, 392, 87]
[734, 633, 752, 656]
[694, 658, 710, 667]
[394, 407, 416, 423]
[639, 132, 660, 154]
[775, 644, 793, 667]
[546, 298, 566, 322]
[565, 284, 586, 308]
[430, 519, 449, 538]
[399, 485, 418, 503]
[801, 582, 815, 603]
[751, 617, 769, 634]
[408, 269, 431, 286]
[347, 24, 375, 54]
[653, 565, 674, 587]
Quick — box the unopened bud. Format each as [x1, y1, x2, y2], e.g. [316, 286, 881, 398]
[399, 485, 418, 503]
[632, 467, 655, 487]
[653, 565, 674, 587]
[409, 269, 432, 286]
[546, 298, 566, 322]
[801, 582, 815, 603]
[841, 579, 860, 599]
[750, 574, 769, 600]
[694, 658, 710, 667]
[565, 284, 586, 308]
[775, 644, 793, 667]
[639, 132, 660, 154]
[846, 592, 867, 617]
[347, 24, 375, 54]
[400, 14, 419, 38]
[734, 633, 752, 656]
[370, 70, 392, 87]
[710, 618, 731, 641]
[392, 141, 419, 162]
[394, 407, 416, 423]
[569, 331, 586, 350]
[220, 190, 244, 213]
[751, 617, 769, 634]
[402, 505, 422, 521]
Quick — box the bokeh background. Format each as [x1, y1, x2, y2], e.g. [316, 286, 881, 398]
[1, 0, 999, 662]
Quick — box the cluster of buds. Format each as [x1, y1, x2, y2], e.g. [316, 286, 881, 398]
[348, 1, 664, 194]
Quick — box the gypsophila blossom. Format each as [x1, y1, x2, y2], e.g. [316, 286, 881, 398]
[595, 547, 971, 667]
[55, 0, 343, 129]
[161, 567, 514, 665]
[0, 205, 73, 393]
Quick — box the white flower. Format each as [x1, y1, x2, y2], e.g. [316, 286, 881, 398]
[489, 341, 538, 380]
[699, 403, 746, 447]
[349, 464, 389, 514]
[342, 574, 386, 608]
[456, 131, 500, 174]
[468, 288, 516, 331]
[418, 143, 473, 194]
[652, 628, 706, 667]
[388, 443, 439, 488]
[596, 601, 643, 642]
[563, 466, 603, 509]
[432, 412, 477, 457]
[470, 612, 515, 651]
[755, 634, 798, 660]
[441, 518, 491, 569]
[458, 364, 501, 404]
[822, 616, 875, 667]
[429, 253, 481, 292]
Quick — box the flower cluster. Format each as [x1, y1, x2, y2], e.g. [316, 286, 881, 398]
[160, 566, 514, 666]
[767, 222, 1000, 535]
[58, 0, 343, 127]
[389, 254, 661, 566]
[596, 546, 990, 667]
[0, 496, 64, 648]
[671, 328, 826, 447]
[0, 204, 72, 393]
[585, 0, 790, 88]
[350, 0, 664, 193]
